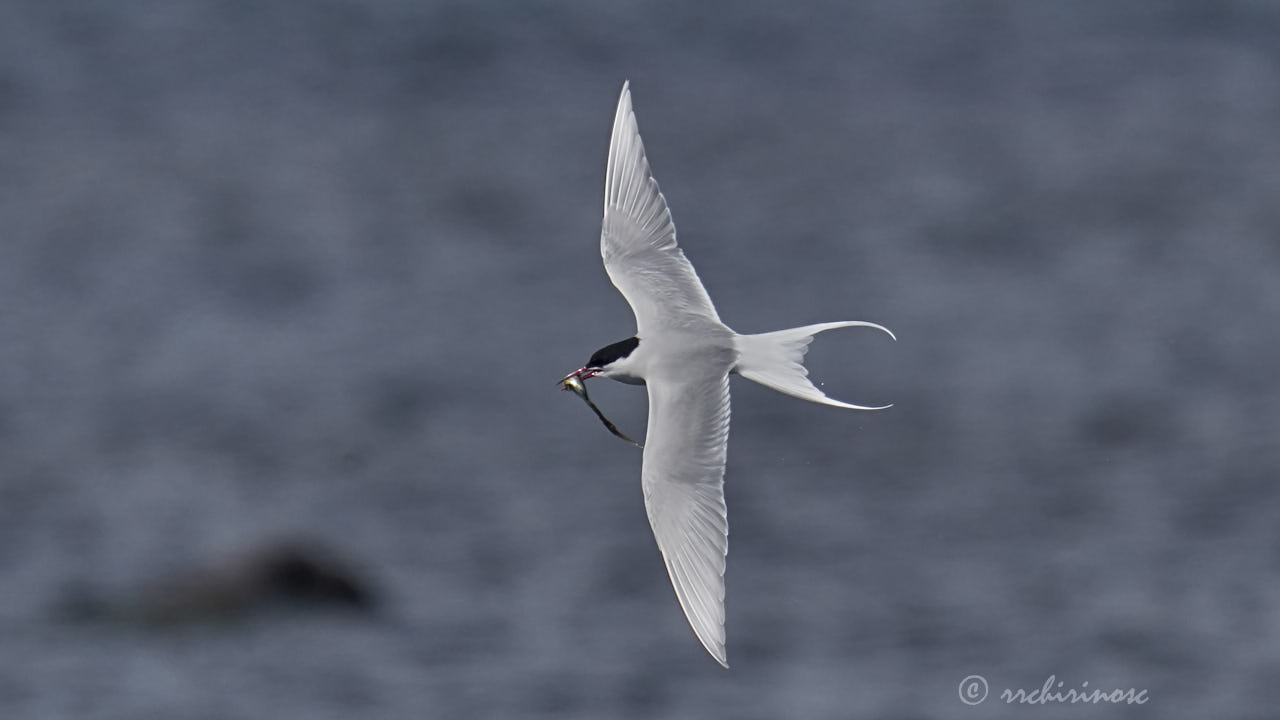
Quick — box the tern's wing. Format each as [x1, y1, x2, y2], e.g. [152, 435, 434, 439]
[642, 369, 732, 667]
[602, 82, 721, 337]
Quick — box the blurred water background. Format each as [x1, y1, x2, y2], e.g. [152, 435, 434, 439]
[2, 1, 1279, 718]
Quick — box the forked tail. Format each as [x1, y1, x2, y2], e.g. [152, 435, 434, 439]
[733, 321, 895, 410]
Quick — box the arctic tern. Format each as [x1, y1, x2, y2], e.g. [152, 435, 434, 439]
[561, 82, 894, 667]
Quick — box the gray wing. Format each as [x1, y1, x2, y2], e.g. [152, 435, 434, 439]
[642, 370, 732, 667]
[602, 82, 722, 337]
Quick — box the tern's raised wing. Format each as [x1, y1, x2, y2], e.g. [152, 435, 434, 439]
[642, 369, 732, 667]
[602, 82, 721, 337]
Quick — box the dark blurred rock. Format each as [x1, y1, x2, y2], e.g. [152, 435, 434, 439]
[57, 540, 376, 626]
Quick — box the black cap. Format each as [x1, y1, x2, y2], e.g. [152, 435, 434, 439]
[588, 337, 639, 368]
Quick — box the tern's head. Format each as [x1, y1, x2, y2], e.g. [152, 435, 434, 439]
[560, 336, 641, 388]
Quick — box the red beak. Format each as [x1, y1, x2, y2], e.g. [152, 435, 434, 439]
[558, 367, 600, 388]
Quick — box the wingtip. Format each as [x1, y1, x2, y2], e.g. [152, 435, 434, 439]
[612, 81, 635, 130]
[701, 638, 729, 668]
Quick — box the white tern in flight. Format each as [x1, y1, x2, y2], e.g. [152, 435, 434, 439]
[561, 82, 894, 667]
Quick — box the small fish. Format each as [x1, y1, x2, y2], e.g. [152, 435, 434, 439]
[561, 373, 588, 399]
[559, 373, 644, 449]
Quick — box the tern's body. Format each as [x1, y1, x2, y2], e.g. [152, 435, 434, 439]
[563, 83, 893, 667]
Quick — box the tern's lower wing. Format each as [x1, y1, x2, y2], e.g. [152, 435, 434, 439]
[641, 370, 732, 667]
